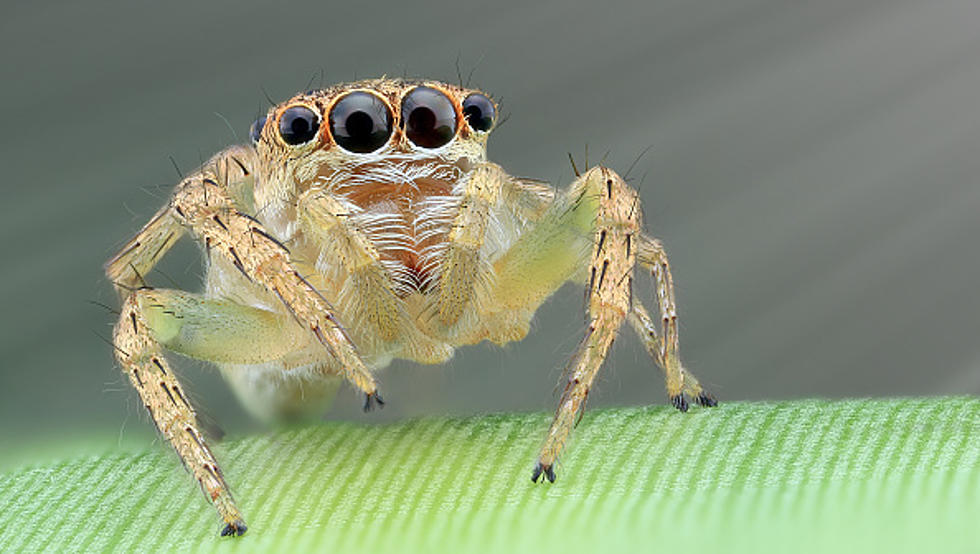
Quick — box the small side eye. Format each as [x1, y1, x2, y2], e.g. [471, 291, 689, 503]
[401, 87, 457, 149]
[462, 94, 495, 132]
[249, 115, 267, 144]
[278, 106, 320, 146]
[329, 92, 393, 153]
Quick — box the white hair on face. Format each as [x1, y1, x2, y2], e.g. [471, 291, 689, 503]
[312, 157, 464, 295]
[317, 154, 463, 193]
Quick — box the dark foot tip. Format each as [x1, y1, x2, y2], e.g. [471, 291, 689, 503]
[531, 463, 556, 483]
[363, 391, 385, 412]
[220, 520, 247, 537]
[670, 394, 689, 412]
[696, 392, 718, 407]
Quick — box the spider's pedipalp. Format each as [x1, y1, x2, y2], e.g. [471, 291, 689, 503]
[298, 189, 405, 341]
[436, 163, 505, 327]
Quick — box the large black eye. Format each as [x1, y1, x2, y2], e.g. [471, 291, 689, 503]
[249, 115, 267, 144]
[462, 93, 495, 132]
[329, 92, 393, 153]
[401, 87, 457, 148]
[278, 106, 320, 145]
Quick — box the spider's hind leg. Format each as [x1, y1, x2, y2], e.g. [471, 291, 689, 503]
[628, 299, 716, 411]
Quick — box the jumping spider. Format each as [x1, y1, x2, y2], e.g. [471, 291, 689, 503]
[105, 78, 716, 537]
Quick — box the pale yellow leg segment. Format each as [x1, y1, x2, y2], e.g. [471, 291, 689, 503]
[298, 190, 403, 341]
[114, 292, 246, 536]
[634, 235, 715, 409]
[501, 177, 556, 222]
[628, 300, 715, 409]
[136, 288, 340, 423]
[136, 289, 316, 366]
[491, 174, 598, 315]
[533, 167, 639, 483]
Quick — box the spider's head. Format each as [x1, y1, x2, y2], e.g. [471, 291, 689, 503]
[249, 78, 497, 200]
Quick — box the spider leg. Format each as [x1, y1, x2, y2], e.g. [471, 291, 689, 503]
[634, 235, 717, 409]
[165, 148, 380, 401]
[114, 291, 247, 536]
[501, 176, 556, 222]
[132, 286, 342, 417]
[105, 145, 255, 295]
[134, 288, 317, 365]
[105, 205, 183, 295]
[628, 300, 716, 410]
[115, 287, 345, 535]
[533, 167, 639, 482]
[106, 146, 380, 535]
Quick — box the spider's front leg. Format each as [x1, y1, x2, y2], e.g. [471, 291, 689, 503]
[531, 167, 640, 483]
[114, 291, 248, 536]
[522, 167, 715, 483]
[107, 146, 381, 535]
[163, 150, 381, 405]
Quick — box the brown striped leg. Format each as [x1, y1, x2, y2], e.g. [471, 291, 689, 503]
[105, 145, 255, 296]
[113, 292, 246, 536]
[635, 235, 715, 409]
[164, 148, 380, 406]
[533, 167, 639, 483]
[628, 300, 716, 410]
[106, 146, 383, 536]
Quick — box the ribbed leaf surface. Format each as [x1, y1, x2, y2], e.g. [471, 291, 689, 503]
[1, 398, 978, 553]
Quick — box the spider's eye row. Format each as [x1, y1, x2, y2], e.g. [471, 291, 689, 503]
[401, 87, 456, 149]
[278, 106, 320, 146]
[462, 93, 495, 132]
[279, 89, 494, 153]
[249, 115, 267, 145]
[328, 92, 393, 153]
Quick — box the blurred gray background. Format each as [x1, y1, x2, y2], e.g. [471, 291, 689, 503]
[2, 0, 979, 464]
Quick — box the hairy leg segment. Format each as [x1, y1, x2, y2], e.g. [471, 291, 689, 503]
[524, 167, 715, 483]
[107, 147, 382, 535]
[114, 292, 248, 536]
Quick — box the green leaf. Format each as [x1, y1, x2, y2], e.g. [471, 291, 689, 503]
[2, 398, 978, 553]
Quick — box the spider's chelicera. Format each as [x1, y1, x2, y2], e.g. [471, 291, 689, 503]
[105, 78, 715, 537]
